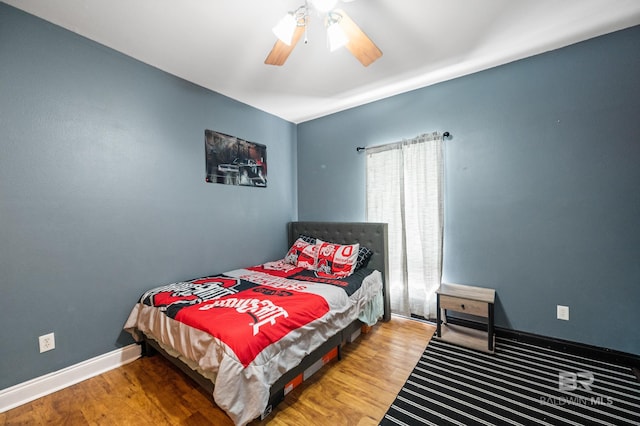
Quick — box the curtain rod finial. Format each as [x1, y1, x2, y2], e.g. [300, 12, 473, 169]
[356, 146, 366, 153]
[443, 131, 451, 139]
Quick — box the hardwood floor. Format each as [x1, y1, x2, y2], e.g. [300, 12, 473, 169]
[0, 316, 435, 426]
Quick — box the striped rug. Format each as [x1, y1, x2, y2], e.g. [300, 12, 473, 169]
[380, 336, 640, 425]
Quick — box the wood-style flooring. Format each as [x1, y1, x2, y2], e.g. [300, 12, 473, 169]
[0, 316, 435, 425]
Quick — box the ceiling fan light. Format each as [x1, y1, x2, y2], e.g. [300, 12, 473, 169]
[327, 21, 348, 51]
[311, 0, 339, 13]
[272, 13, 297, 45]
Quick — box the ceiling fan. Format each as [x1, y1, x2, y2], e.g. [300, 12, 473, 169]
[265, 0, 382, 67]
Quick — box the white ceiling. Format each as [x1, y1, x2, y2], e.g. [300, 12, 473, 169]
[5, 0, 640, 123]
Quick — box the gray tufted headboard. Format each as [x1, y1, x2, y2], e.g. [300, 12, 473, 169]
[287, 221, 390, 321]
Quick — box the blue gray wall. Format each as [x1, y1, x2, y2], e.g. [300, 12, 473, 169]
[297, 26, 640, 355]
[0, 4, 296, 390]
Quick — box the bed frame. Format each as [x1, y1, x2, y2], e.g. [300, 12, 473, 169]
[142, 221, 389, 421]
[288, 221, 390, 321]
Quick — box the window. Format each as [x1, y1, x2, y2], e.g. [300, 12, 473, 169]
[366, 132, 443, 318]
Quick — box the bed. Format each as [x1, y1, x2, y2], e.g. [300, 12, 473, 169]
[124, 221, 390, 425]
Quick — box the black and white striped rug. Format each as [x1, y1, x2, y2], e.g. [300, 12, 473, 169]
[380, 336, 640, 425]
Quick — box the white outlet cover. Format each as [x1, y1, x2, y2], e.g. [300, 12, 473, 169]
[39, 332, 55, 353]
[557, 305, 570, 321]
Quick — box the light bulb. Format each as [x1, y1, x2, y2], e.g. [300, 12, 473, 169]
[327, 21, 348, 51]
[272, 13, 297, 45]
[312, 0, 338, 13]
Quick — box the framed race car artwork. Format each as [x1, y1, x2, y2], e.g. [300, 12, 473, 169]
[204, 130, 267, 187]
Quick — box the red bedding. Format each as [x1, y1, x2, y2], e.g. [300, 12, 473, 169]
[125, 262, 382, 425]
[140, 273, 330, 367]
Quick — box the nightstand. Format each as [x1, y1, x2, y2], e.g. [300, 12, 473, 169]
[436, 283, 496, 354]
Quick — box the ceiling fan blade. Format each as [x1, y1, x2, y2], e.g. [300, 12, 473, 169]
[265, 25, 305, 66]
[336, 9, 382, 67]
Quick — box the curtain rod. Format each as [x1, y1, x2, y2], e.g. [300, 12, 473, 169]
[356, 131, 451, 153]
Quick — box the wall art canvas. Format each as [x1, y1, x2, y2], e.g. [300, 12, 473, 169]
[204, 130, 267, 187]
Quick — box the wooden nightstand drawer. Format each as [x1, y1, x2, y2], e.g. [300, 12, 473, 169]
[439, 295, 488, 317]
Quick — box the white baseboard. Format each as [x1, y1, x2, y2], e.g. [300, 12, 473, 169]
[0, 344, 141, 413]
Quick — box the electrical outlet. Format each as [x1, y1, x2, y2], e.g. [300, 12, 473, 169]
[557, 305, 570, 321]
[39, 332, 55, 353]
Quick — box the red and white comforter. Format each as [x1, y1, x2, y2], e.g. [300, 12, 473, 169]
[124, 262, 382, 425]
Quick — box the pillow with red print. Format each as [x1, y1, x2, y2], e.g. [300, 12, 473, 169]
[315, 241, 360, 278]
[295, 234, 373, 271]
[284, 238, 320, 270]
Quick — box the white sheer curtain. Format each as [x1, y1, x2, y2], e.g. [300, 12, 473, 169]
[366, 132, 443, 319]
